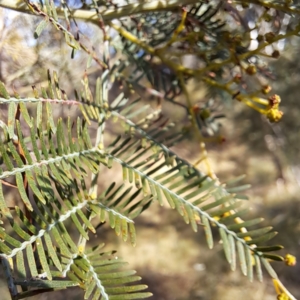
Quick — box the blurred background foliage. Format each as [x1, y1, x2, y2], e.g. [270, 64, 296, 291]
[0, 1, 299, 299]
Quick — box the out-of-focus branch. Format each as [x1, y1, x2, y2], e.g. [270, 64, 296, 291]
[0, 0, 200, 22]
[243, 0, 300, 14]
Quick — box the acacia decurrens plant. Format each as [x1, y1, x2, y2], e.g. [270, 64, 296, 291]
[0, 0, 298, 299]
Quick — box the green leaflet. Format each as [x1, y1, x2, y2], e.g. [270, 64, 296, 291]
[245, 232, 278, 245]
[245, 246, 253, 282]
[16, 252, 26, 279]
[237, 240, 247, 276]
[254, 256, 263, 282]
[15, 280, 79, 288]
[261, 257, 278, 279]
[228, 234, 236, 271]
[201, 215, 213, 249]
[16, 173, 33, 211]
[26, 244, 39, 278]
[34, 18, 49, 39]
[219, 227, 231, 264]
[44, 232, 62, 271]
[8, 102, 16, 140]
[36, 237, 52, 280]
[0, 227, 21, 248]
[0, 81, 10, 99]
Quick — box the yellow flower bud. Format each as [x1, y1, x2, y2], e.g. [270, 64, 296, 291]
[246, 65, 257, 75]
[257, 34, 264, 42]
[268, 94, 281, 108]
[265, 32, 276, 43]
[284, 254, 296, 266]
[262, 85, 272, 95]
[277, 292, 290, 300]
[266, 108, 283, 122]
[272, 50, 280, 58]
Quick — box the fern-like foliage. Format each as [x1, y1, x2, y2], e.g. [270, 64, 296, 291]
[0, 0, 298, 299]
[0, 69, 289, 298]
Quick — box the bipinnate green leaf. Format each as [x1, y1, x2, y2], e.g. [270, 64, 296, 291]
[0, 64, 291, 300]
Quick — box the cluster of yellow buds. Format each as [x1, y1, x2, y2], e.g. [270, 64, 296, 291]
[251, 94, 283, 122]
[266, 94, 283, 122]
